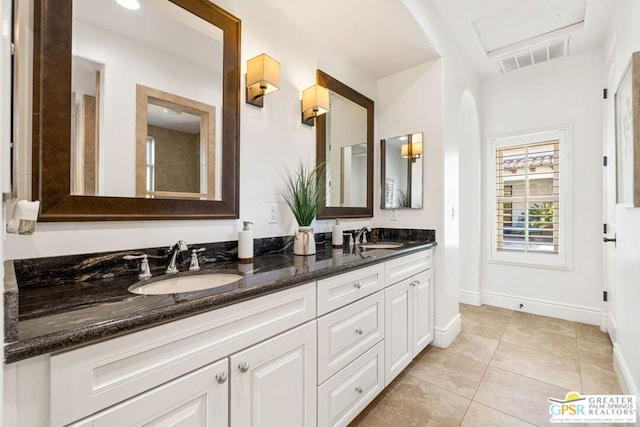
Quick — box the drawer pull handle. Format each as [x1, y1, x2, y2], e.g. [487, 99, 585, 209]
[355, 386, 363, 394]
[355, 328, 363, 335]
[215, 371, 228, 384]
[238, 361, 250, 373]
[354, 282, 362, 289]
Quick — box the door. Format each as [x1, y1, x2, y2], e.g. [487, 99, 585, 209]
[412, 268, 434, 354]
[603, 43, 618, 341]
[70, 359, 229, 427]
[230, 321, 317, 427]
[384, 278, 412, 385]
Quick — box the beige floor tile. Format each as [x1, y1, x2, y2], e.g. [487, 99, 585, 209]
[578, 336, 614, 366]
[502, 322, 579, 359]
[406, 347, 487, 398]
[490, 341, 582, 391]
[460, 402, 536, 427]
[509, 311, 576, 338]
[580, 361, 624, 395]
[369, 374, 471, 427]
[474, 366, 571, 426]
[460, 304, 514, 323]
[575, 322, 611, 342]
[442, 331, 499, 364]
[348, 412, 392, 427]
[461, 312, 509, 340]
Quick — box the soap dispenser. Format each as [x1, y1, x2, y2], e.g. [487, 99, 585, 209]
[332, 218, 343, 248]
[238, 221, 254, 264]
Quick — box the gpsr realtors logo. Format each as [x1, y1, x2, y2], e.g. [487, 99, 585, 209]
[548, 391, 636, 423]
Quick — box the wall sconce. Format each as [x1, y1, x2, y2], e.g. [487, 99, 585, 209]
[401, 142, 423, 162]
[301, 84, 329, 126]
[246, 53, 280, 108]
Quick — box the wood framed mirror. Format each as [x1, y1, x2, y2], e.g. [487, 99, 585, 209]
[315, 70, 374, 219]
[31, 0, 240, 221]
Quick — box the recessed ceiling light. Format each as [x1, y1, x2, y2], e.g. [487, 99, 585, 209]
[399, 136, 408, 141]
[115, 0, 140, 11]
[163, 108, 182, 116]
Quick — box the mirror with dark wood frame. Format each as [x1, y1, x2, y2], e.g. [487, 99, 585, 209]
[315, 70, 374, 219]
[31, 0, 240, 221]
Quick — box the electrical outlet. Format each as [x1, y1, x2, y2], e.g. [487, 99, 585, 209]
[391, 209, 398, 221]
[268, 204, 279, 224]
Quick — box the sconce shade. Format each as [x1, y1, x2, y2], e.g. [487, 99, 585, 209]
[401, 141, 423, 161]
[246, 53, 281, 107]
[301, 84, 329, 126]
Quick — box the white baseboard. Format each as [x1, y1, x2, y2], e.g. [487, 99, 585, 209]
[432, 313, 461, 348]
[607, 313, 618, 343]
[481, 291, 601, 325]
[613, 343, 639, 400]
[458, 290, 481, 306]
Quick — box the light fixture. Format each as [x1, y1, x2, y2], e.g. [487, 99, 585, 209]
[246, 53, 280, 108]
[115, 0, 141, 10]
[401, 142, 423, 162]
[163, 108, 182, 116]
[301, 84, 329, 126]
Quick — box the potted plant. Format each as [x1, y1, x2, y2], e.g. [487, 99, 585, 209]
[280, 160, 326, 256]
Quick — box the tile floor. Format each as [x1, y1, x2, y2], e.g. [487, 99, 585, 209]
[350, 304, 629, 427]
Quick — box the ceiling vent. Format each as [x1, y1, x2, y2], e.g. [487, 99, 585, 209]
[497, 36, 569, 74]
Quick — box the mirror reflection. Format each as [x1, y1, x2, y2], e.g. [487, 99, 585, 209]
[72, 0, 223, 200]
[326, 91, 368, 208]
[381, 132, 424, 209]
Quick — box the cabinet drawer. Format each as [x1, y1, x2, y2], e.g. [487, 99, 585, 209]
[317, 291, 384, 384]
[317, 263, 384, 315]
[69, 359, 229, 427]
[50, 282, 316, 427]
[385, 249, 432, 285]
[317, 341, 385, 427]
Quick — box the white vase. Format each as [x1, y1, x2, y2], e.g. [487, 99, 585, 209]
[293, 226, 316, 256]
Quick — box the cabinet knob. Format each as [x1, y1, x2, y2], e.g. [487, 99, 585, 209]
[355, 386, 363, 394]
[355, 328, 363, 335]
[414, 279, 421, 285]
[354, 281, 362, 289]
[215, 371, 228, 384]
[238, 361, 250, 373]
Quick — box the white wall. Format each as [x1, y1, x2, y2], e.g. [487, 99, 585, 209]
[5, 0, 377, 260]
[479, 49, 604, 323]
[603, 0, 640, 400]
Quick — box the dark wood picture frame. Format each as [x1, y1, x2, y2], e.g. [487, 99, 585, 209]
[315, 69, 374, 219]
[614, 50, 640, 207]
[32, 0, 241, 221]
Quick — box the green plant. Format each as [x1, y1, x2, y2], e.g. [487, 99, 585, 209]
[528, 202, 554, 229]
[280, 160, 326, 226]
[396, 189, 410, 208]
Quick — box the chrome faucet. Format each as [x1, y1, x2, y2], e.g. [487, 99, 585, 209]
[166, 240, 189, 274]
[355, 226, 371, 244]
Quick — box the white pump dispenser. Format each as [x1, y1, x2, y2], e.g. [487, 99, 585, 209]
[332, 218, 343, 248]
[238, 221, 254, 263]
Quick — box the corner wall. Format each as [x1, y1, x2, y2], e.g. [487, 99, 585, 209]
[479, 49, 604, 323]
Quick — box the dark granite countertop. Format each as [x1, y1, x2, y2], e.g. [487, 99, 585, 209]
[4, 229, 435, 363]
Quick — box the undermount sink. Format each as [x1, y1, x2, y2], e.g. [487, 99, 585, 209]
[358, 242, 404, 250]
[128, 273, 243, 295]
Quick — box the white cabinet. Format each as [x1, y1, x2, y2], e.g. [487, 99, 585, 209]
[317, 291, 384, 383]
[384, 253, 434, 385]
[230, 321, 317, 427]
[69, 359, 229, 427]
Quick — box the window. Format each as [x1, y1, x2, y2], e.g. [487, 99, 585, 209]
[489, 127, 571, 269]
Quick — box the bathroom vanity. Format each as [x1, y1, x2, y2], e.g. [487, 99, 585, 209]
[4, 236, 435, 427]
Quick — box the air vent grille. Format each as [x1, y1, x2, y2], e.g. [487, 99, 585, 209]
[497, 37, 569, 74]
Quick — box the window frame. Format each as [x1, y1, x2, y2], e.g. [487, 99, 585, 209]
[488, 125, 572, 270]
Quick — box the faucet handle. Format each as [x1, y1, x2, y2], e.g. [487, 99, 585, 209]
[189, 248, 206, 272]
[124, 254, 152, 279]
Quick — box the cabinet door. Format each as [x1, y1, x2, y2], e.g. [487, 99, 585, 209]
[69, 359, 229, 427]
[230, 321, 317, 427]
[412, 268, 434, 355]
[384, 278, 413, 386]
